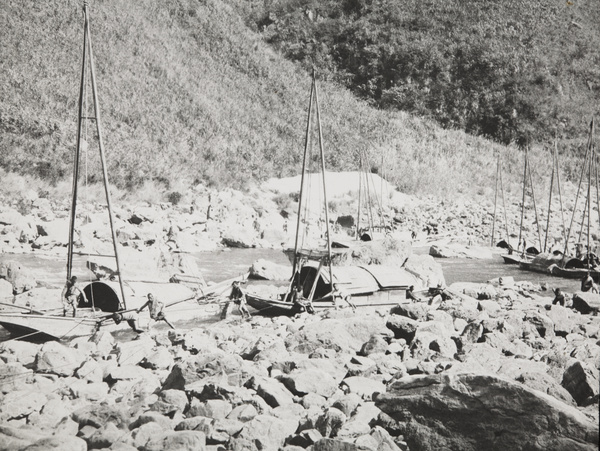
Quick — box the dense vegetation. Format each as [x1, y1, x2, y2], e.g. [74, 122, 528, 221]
[0, 0, 596, 201]
[243, 0, 600, 147]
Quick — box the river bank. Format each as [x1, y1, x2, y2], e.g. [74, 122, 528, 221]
[0, 277, 598, 450]
[1, 176, 599, 450]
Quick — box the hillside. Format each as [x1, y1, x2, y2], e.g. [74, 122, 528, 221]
[244, 0, 600, 148]
[0, 0, 590, 201]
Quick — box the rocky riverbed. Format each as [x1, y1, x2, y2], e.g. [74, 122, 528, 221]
[0, 175, 599, 450]
[0, 277, 598, 451]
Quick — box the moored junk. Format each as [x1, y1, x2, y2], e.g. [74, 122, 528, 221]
[245, 72, 420, 316]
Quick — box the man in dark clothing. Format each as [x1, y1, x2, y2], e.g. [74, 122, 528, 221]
[552, 288, 565, 306]
[406, 285, 419, 302]
[581, 273, 598, 293]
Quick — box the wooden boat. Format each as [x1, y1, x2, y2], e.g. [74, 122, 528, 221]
[518, 253, 563, 274]
[0, 312, 101, 341]
[246, 73, 414, 316]
[246, 262, 417, 315]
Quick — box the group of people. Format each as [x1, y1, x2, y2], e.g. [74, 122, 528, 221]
[61, 275, 174, 334]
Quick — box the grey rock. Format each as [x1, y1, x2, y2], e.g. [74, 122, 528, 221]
[376, 372, 598, 451]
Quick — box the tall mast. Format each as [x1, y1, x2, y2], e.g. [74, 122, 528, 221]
[292, 74, 315, 277]
[356, 152, 362, 240]
[313, 74, 334, 288]
[67, 2, 89, 281]
[518, 150, 527, 252]
[491, 154, 500, 247]
[562, 119, 594, 260]
[587, 118, 594, 269]
[544, 146, 555, 253]
[70, 2, 127, 309]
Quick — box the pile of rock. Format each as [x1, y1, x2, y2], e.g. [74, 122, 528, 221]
[0, 277, 597, 450]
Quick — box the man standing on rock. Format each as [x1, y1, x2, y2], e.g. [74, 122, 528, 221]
[137, 293, 175, 329]
[61, 275, 87, 317]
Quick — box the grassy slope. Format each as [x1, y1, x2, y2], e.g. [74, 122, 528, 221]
[0, 0, 585, 202]
[247, 0, 600, 148]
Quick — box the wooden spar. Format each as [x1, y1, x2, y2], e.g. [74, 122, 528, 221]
[525, 150, 543, 251]
[562, 119, 594, 260]
[554, 138, 567, 244]
[491, 154, 500, 247]
[587, 119, 594, 269]
[67, 6, 89, 281]
[595, 154, 600, 236]
[307, 258, 324, 303]
[292, 74, 315, 278]
[543, 146, 555, 253]
[83, 3, 127, 310]
[578, 189, 588, 244]
[518, 151, 527, 252]
[499, 160, 510, 245]
[356, 153, 362, 240]
[312, 73, 334, 288]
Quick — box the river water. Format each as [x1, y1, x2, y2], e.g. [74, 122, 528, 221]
[1, 247, 582, 340]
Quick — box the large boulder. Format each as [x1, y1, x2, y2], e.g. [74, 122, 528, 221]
[403, 254, 445, 289]
[233, 414, 298, 450]
[249, 259, 290, 280]
[385, 315, 418, 342]
[280, 369, 339, 398]
[0, 390, 47, 421]
[162, 352, 246, 391]
[572, 292, 600, 315]
[562, 360, 600, 406]
[34, 341, 85, 377]
[375, 373, 598, 451]
[142, 430, 206, 451]
[245, 376, 295, 408]
[286, 316, 391, 354]
[0, 362, 34, 392]
[0, 341, 40, 367]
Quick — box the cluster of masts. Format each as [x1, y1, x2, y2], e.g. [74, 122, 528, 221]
[491, 118, 598, 268]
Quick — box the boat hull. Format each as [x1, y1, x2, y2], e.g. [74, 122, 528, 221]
[0, 313, 100, 340]
[551, 266, 600, 281]
[246, 289, 406, 317]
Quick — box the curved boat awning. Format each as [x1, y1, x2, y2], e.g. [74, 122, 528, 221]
[296, 262, 413, 298]
[80, 281, 196, 312]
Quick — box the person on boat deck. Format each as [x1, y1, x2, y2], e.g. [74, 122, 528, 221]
[230, 281, 251, 320]
[61, 275, 87, 317]
[580, 272, 599, 293]
[575, 243, 584, 260]
[552, 288, 566, 306]
[290, 285, 314, 315]
[406, 285, 419, 302]
[112, 311, 144, 333]
[137, 293, 175, 329]
[331, 283, 356, 311]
